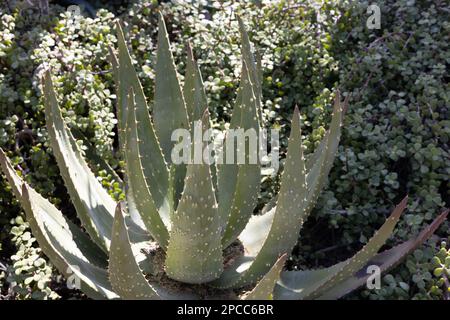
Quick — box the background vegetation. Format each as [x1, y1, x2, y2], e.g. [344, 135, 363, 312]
[0, 0, 448, 299]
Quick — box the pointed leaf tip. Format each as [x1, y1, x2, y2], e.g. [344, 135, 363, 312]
[20, 181, 115, 299]
[0, 147, 6, 161]
[236, 15, 244, 27]
[0, 148, 23, 199]
[417, 208, 448, 244]
[298, 197, 408, 299]
[215, 98, 306, 287]
[41, 70, 117, 251]
[314, 208, 449, 300]
[202, 107, 210, 122]
[245, 254, 288, 300]
[41, 69, 52, 91]
[123, 83, 170, 248]
[115, 19, 127, 38]
[157, 11, 165, 28]
[392, 196, 408, 220]
[291, 106, 301, 132]
[154, 7, 189, 161]
[109, 202, 160, 300]
[186, 42, 194, 60]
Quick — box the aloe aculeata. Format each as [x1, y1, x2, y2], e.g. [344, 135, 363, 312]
[0, 14, 447, 300]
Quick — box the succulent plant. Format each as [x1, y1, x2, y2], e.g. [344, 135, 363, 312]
[0, 13, 447, 300]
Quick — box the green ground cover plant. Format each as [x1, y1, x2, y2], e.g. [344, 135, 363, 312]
[0, 0, 448, 299]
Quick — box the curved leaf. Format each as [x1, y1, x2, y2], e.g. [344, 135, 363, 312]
[211, 207, 276, 289]
[275, 197, 408, 299]
[125, 90, 169, 249]
[318, 209, 449, 299]
[183, 43, 218, 194]
[183, 42, 208, 125]
[109, 202, 160, 299]
[220, 62, 261, 247]
[217, 17, 263, 236]
[42, 71, 115, 252]
[109, 203, 198, 300]
[244, 254, 287, 300]
[237, 16, 263, 124]
[305, 91, 347, 174]
[115, 21, 172, 229]
[304, 92, 343, 213]
[165, 111, 223, 284]
[153, 12, 190, 161]
[0, 149, 115, 299]
[0, 149, 108, 269]
[229, 107, 306, 286]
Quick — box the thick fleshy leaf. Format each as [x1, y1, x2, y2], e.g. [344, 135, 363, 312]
[109, 203, 198, 300]
[115, 21, 172, 229]
[244, 254, 287, 300]
[0, 149, 115, 299]
[318, 209, 449, 299]
[305, 197, 408, 299]
[220, 62, 261, 247]
[230, 87, 243, 128]
[0, 149, 108, 267]
[42, 71, 115, 252]
[153, 12, 190, 162]
[275, 197, 408, 299]
[125, 90, 169, 249]
[214, 95, 343, 288]
[107, 44, 120, 140]
[111, 25, 128, 151]
[109, 38, 145, 229]
[304, 92, 343, 214]
[255, 50, 263, 96]
[215, 107, 306, 288]
[153, 13, 189, 206]
[182, 43, 218, 193]
[165, 111, 223, 284]
[183, 43, 208, 125]
[24, 185, 117, 299]
[305, 92, 346, 177]
[237, 16, 263, 124]
[109, 202, 160, 299]
[216, 84, 242, 229]
[274, 263, 343, 300]
[216, 23, 263, 234]
[211, 207, 275, 288]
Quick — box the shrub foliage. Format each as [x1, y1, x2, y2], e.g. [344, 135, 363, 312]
[0, 0, 448, 299]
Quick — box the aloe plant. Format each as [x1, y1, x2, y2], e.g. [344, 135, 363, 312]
[0, 14, 447, 300]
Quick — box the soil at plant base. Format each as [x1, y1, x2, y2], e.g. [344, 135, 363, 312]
[143, 240, 248, 300]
